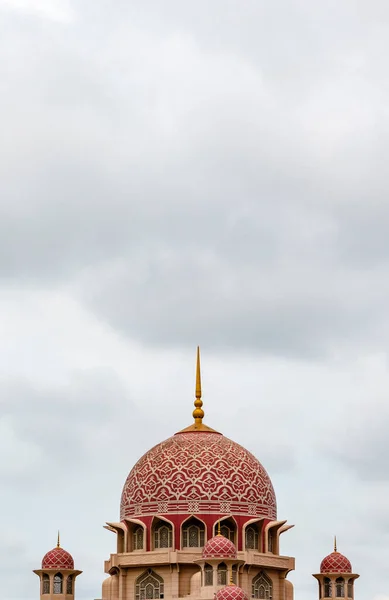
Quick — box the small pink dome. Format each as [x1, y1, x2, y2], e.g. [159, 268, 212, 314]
[202, 535, 237, 559]
[320, 552, 352, 574]
[216, 585, 249, 600]
[42, 547, 74, 570]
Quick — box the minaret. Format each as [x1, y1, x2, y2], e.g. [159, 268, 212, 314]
[33, 533, 82, 599]
[313, 538, 359, 599]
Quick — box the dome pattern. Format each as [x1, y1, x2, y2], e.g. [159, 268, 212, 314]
[320, 552, 352, 574]
[42, 547, 74, 570]
[202, 535, 237, 559]
[120, 432, 276, 520]
[216, 585, 249, 600]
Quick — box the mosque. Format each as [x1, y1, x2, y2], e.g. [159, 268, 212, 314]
[33, 349, 359, 600]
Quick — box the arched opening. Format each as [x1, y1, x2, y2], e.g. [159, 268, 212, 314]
[204, 564, 213, 586]
[66, 574, 74, 594]
[53, 573, 63, 594]
[324, 578, 332, 597]
[135, 569, 164, 600]
[232, 565, 238, 584]
[42, 574, 50, 594]
[217, 562, 227, 586]
[182, 517, 205, 548]
[219, 518, 236, 544]
[347, 579, 353, 598]
[252, 571, 272, 599]
[245, 524, 259, 550]
[336, 577, 345, 598]
[267, 531, 274, 553]
[153, 519, 173, 550]
[133, 525, 144, 550]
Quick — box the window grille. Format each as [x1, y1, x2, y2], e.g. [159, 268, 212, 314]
[42, 574, 50, 594]
[324, 578, 332, 597]
[134, 526, 144, 550]
[245, 526, 259, 550]
[252, 571, 272, 599]
[66, 575, 73, 594]
[136, 570, 164, 600]
[204, 564, 213, 586]
[347, 580, 353, 598]
[220, 525, 234, 543]
[154, 524, 172, 549]
[217, 563, 227, 586]
[183, 520, 205, 548]
[336, 578, 345, 598]
[53, 573, 63, 594]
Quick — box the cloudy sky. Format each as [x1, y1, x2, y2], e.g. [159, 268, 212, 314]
[1, 0, 389, 598]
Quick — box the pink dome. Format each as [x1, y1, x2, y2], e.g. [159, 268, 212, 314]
[216, 585, 249, 600]
[120, 431, 276, 520]
[202, 535, 237, 559]
[42, 547, 74, 570]
[320, 552, 352, 574]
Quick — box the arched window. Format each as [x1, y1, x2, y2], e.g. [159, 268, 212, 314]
[182, 518, 205, 548]
[204, 564, 213, 586]
[217, 563, 227, 586]
[219, 518, 236, 543]
[336, 577, 345, 598]
[324, 578, 332, 597]
[245, 525, 259, 550]
[134, 526, 144, 550]
[267, 532, 274, 553]
[347, 579, 353, 598]
[53, 573, 63, 594]
[66, 575, 73, 594]
[42, 574, 50, 594]
[252, 571, 272, 599]
[154, 521, 172, 549]
[232, 565, 238, 584]
[135, 569, 164, 600]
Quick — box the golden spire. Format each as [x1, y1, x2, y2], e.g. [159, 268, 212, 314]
[193, 346, 204, 425]
[217, 521, 221, 536]
[334, 535, 337, 552]
[57, 531, 61, 548]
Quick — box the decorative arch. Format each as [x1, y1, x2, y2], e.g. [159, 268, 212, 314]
[53, 573, 63, 594]
[152, 518, 173, 550]
[217, 562, 228, 586]
[42, 573, 50, 594]
[204, 563, 213, 586]
[182, 516, 206, 548]
[133, 525, 145, 550]
[347, 579, 353, 598]
[323, 577, 332, 597]
[335, 577, 345, 598]
[215, 517, 237, 544]
[135, 569, 164, 600]
[252, 571, 272, 599]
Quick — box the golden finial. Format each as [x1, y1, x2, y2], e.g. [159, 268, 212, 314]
[192, 346, 204, 425]
[57, 531, 60, 548]
[217, 521, 221, 536]
[334, 535, 337, 552]
[229, 572, 235, 586]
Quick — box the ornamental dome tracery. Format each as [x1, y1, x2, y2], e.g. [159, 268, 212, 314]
[215, 584, 249, 600]
[41, 535, 74, 570]
[320, 551, 352, 574]
[120, 349, 276, 522]
[202, 535, 237, 559]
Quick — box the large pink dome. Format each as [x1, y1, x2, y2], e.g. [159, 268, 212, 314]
[42, 547, 74, 570]
[120, 431, 276, 520]
[320, 552, 352, 574]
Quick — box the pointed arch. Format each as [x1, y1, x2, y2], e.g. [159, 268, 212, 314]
[217, 562, 227, 586]
[252, 571, 272, 599]
[152, 517, 173, 550]
[66, 575, 74, 594]
[215, 517, 237, 544]
[42, 574, 50, 594]
[182, 516, 206, 548]
[323, 577, 332, 597]
[335, 577, 345, 598]
[204, 564, 213, 586]
[135, 569, 164, 600]
[347, 578, 353, 598]
[53, 573, 63, 594]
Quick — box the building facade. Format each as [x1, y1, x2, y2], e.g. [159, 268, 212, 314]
[34, 349, 358, 600]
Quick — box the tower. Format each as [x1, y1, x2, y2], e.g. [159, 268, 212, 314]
[101, 348, 295, 600]
[313, 539, 359, 599]
[33, 533, 82, 599]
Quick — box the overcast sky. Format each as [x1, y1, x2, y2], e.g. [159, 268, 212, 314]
[1, 1, 389, 599]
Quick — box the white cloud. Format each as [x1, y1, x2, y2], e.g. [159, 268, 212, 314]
[0, 0, 75, 22]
